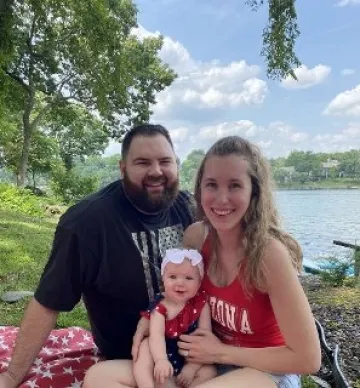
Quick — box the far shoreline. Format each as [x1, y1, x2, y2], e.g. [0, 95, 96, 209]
[275, 186, 360, 191]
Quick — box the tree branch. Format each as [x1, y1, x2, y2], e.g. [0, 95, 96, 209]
[29, 101, 52, 130]
[3, 67, 31, 93]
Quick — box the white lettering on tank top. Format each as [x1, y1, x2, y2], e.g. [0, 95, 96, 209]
[209, 296, 253, 334]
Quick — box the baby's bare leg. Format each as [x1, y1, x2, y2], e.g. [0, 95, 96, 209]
[133, 338, 155, 388]
[190, 365, 217, 387]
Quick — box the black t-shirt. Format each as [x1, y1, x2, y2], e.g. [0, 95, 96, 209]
[34, 180, 195, 359]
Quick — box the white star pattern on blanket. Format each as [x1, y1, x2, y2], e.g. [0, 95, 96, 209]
[0, 326, 100, 387]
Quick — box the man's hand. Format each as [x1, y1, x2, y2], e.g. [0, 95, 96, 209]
[176, 363, 197, 388]
[131, 317, 150, 361]
[0, 372, 17, 388]
[154, 359, 173, 385]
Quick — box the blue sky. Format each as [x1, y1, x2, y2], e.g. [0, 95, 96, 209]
[106, 0, 360, 161]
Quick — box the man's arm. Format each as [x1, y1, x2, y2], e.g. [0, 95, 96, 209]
[2, 298, 58, 387]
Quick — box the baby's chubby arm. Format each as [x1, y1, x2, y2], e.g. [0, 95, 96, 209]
[149, 310, 174, 384]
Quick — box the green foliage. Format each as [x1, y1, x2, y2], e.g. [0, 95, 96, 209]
[51, 165, 98, 203]
[286, 150, 321, 175]
[246, 0, 301, 80]
[2, 126, 59, 178]
[353, 379, 360, 388]
[180, 150, 205, 191]
[0, 0, 176, 185]
[0, 183, 47, 216]
[48, 105, 109, 171]
[319, 256, 354, 287]
[300, 376, 317, 388]
[73, 154, 121, 188]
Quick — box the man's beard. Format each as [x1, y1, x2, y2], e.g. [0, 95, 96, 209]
[123, 172, 179, 214]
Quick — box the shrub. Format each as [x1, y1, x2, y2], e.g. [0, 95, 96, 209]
[319, 256, 354, 287]
[0, 184, 44, 216]
[51, 166, 98, 204]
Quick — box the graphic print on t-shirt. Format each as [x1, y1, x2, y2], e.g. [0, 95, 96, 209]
[131, 224, 184, 301]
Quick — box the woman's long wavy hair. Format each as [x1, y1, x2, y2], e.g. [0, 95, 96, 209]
[194, 136, 302, 293]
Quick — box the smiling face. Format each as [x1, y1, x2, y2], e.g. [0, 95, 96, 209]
[120, 134, 179, 213]
[200, 155, 252, 233]
[163, 259, 202, 304]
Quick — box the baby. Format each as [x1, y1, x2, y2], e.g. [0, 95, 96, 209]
[133, 248, 216, 388]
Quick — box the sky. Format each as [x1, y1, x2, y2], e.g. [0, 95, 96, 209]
[105, 0, 360, 161]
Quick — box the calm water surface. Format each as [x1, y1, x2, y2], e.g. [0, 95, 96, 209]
[275, 190, 360, 269]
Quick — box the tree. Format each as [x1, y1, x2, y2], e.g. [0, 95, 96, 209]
[338, 150, 360, 178]
[26, 131, 59, 188]
[1, 123, 59, 185]
[48, 105, 109, 171]
[286, 150, 321, 177]
[0, 0, 175, 186]
[180, 150, 205, 191]
[247, 0, 300, 80]
[74, 154, 122, 189]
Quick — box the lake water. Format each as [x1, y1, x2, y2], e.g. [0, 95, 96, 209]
[275, 190, 360, 271]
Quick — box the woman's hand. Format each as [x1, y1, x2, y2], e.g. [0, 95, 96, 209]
[178, 329, 224, 364]
[131, 317, 150, 361]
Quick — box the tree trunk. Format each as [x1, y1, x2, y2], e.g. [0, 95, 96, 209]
[17, 88, 35, 187]
[32, 170, 36, 189]
[17, 124, 32, 187]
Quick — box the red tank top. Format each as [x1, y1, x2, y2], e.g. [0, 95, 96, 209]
[201, 238, 285, 348]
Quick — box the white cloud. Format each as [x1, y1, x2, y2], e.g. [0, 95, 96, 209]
[281, 65, 331, 89]
[198, 120, 260, 140]
[342, 122, 360, 137]
[335, 0, 360, 6]
[341, 68, 355, 76]
[323, 84, 360, 116]
[132, 25, 268, 121]
[132, 25, 197, 73]
[175, 120, 313, 160]
[169, 126, 189, 142]
[312, 123, 360, 152]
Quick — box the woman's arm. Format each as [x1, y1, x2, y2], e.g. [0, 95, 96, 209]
[217, 239, 321, 374]
[148, 311, 168, 362]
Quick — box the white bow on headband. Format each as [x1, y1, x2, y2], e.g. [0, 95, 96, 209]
[161, 248, 204, 278]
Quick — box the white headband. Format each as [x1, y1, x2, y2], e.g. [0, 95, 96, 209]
[161, 248, 204, 278]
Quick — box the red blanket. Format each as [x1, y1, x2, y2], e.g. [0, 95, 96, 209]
[0, 326, 100, 387]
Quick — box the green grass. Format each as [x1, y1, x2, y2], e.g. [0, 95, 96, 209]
[0, 209, 89, 328]
[301, 376, 318, 388]
[307, 286, 360, 308]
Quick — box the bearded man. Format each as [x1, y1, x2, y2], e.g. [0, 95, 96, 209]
[0, 124, 195, 388]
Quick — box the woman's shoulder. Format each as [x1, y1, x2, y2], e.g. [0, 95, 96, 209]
[261, 237, 298, 282]
[183, 221, 207, 251]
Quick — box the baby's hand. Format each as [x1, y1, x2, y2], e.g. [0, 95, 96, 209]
[154, 359, 173, 385]
[176, 364, 197, 388]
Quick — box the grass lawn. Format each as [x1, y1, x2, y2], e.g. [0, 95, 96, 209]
[0, 209, 89, 329]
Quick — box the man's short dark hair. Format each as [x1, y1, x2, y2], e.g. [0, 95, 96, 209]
[121, 124, 174, 160]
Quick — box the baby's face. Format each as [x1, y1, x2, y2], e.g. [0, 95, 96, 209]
[163, 258, 201, 303]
